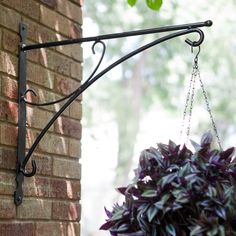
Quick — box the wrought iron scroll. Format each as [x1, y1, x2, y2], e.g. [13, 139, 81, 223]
[15, 20, 212, 205]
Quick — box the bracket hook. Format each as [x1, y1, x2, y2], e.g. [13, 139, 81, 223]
[21, 160, 37, 177]
[22, 89, 37, 102]
[185, 28, 204, 47]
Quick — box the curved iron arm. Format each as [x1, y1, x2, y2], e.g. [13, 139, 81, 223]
[22, 28, 204, 171]
[15, 20, 212, 205]
[22, 41, 106, 106]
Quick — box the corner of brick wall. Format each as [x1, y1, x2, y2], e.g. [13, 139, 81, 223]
[0, 0, 83, 235]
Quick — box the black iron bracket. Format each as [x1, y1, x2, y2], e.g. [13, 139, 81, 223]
[14, 20, 212, 205]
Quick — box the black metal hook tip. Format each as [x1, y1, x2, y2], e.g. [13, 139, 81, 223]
[22, 160, 37, 177]
[185, 29, 204, 47]
[24, 89, 37, 97]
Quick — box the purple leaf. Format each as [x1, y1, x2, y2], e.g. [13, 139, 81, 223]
[157, 143, 169, 156]
[200, 131, 213, 147]
[220, 147, 235, 160]
[104, 207, 113, 218]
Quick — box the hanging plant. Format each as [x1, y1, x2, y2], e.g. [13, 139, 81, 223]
[100, 132, 236, 235]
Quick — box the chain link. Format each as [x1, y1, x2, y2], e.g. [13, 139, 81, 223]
[180, 47, 222, 150]
[180, 62, 197, 142]
[196, 68, 222, 150]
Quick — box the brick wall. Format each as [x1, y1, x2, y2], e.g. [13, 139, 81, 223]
[0, 0, 83, 235]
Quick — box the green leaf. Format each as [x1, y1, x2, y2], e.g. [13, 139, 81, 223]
[127, 0, 138, 7]
[178, 162, 191, 176]
[165, 224, 176, 236]
[190, 225, 206, 236]
[216, 206, 226, 220]
[111, 209, 124, 220]
[154, 194, 169, 210]
[207, 226, 218, 236]
[147, 205, 158, 222]
[161, 172, 177, 188]
[218, 226, 225, 236]
[206, 185, 217, 198]
[141, 189, 157, 197]
[145, 0, 163, 11]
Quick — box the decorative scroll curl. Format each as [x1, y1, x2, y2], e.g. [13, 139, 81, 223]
[22, 40, 106, 107]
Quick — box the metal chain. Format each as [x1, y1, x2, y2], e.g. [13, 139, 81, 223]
[196, 67, 222, 150]
[180, 59, 197, 142]
[180, 47, 222, 150]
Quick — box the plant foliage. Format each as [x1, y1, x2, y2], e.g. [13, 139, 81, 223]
[127, 0, 163, 11]
[100, 132, 236, 235]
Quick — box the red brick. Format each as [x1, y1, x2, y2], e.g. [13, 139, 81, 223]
[52, 201, 80, 221]
[38, 132, 69, 155]
[0, 172, 15, 195]
[0, 100, 18, 124]
[70, 0, 83, 6]
[40, 5, 72, 37]
[17, 198, 51, 219]
[27, 107, 54, 131]
[2, 29, 19, 54]
[50, 178, 68, 199]
[69, 101, 82, 120]
[53, 158, 81, 179]
[40, 5, 81, 39]
[26, 41, 39, 62]
[70, 61, 82, 80]
[23, 18, 58, 44]
[54, 74, 80, 96]
[25, 128, 38, 150]
[0, 124, 17, 146]
[0, 147, 17, 170]
[40, 0, 58, 9]
[71, 44, 83, 62]
[2, 0, 21, 12]
[2, 0, 40, 20]
[0, 29, 2, 47]
[27, 62, 55, 89]
[0, 5, 21, 32]
[71, 181, 81, 200]
[0, 223, 35, 236]
[66, 222, 80, 236]
[39, 49, 71, 76]
[55, 116, 82, 139]
[24, 176, 51, 198]
[0, 51, 18, 77]
[36, 222, 66, 236]
[1, 77, 18, 101]
[50, 178, 81, 199]
[0, 198, 16, 219]
[69, 139, 81, 159]
[57, 0, 83, 24]
[21, 0, 40, 20]
[38, 25, 58, 43]
[55, 38, 72, 58]
[69, 23, 82, 39]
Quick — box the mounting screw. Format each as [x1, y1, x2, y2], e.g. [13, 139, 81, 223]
[17, 196, 22, 202]
[14, 191, 23, 206]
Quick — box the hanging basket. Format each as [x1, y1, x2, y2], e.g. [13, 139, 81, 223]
[100, 41, 236, 236]
[100, 131, 236, 236]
